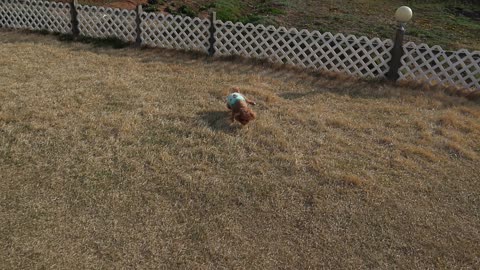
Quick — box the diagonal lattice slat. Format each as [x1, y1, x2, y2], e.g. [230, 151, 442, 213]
[214, 21, 394, 78]
[77, 4, 136, 42]
[0, 0, 71, 34]
[141, 12, 210, 53]
[399, 42, 480, 90]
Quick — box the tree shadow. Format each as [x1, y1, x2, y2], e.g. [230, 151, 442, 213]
[198, 110, 240, 133]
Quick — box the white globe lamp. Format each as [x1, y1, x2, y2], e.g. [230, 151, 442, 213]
[395, 6, 413, 24]
[386, 6, 413, 81]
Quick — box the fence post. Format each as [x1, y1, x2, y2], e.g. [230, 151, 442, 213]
[135, 4, 143, 47]
[70, 0, 79, 39]
[386, 23, 406, 81]
[208, 12, 216, 56]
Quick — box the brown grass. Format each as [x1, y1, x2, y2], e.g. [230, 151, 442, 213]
[444, 141, 477, 160]
[340, 174, 365, 187]
[400, 144, 439, 162]
[1, 30, 480, 269]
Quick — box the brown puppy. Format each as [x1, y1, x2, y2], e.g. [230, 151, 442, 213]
[226, 91, 256, 125]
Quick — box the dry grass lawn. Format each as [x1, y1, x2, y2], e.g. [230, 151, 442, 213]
[1, 30, 479, 269]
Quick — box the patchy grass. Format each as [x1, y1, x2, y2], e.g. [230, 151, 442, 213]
[212, 0, 243, 22]
[1, 30, 480, 269]
[340, 174, 365, 187]
[281, 0, 480, 50]
[400, 144, 439, 162]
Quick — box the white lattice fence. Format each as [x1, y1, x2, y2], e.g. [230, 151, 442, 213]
[214, 21, 394, 78]
[0, 0, 71, 34]
[141, 12, 210, 52]
[77, 5, 136, 42]
[2, 1, 479, 90]
[399, 42, 480, 90]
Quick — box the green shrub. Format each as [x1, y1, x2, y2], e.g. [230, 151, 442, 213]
[215, 0, 243, 22]
[178, 5, 197, 18]
[143, 5, 158, 13]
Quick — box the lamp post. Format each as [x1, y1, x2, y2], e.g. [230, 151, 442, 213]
[387, 6, 413, 81]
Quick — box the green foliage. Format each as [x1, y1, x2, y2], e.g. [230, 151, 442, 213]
[164, 5, 174, 14]
[214, 0, 243, 22]
[213, 0, 287, 25]
[143, 5, 158, 13]
[408, 28, 436, 39]
[240, 14, 276, 26]
[256, 1, 287, 16]
[199, 2, 216, 12]
[265, 7, 286, 15]
[142, 0, 164, 13]
[163, 4, 197, 18]
[177, 5, 197, 17]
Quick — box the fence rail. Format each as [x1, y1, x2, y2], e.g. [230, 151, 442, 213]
[0, 0, 479, 90]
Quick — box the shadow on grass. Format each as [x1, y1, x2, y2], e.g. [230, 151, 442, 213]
[2, 29, 478, 104]
[57, 34, 129, 49]
[279, 91, 316, 100]
[198, 110, 240, 133]
[0, 29, 130, 49]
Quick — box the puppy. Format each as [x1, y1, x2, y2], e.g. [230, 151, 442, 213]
[226, 91, 256, 125]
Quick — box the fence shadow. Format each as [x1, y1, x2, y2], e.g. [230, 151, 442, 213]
[1, 29, 477, 105]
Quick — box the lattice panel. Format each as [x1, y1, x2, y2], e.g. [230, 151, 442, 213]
[141, 12, 210, 52]
[399, 42, 480, 90]
[77, 5, 136, 42]
[214, 21, 394, 78]
[0, 0, 71, 34]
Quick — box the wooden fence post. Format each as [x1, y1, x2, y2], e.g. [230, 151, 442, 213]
[135, 4, 143, 47]
[386, 23, 406, 81]
[208, 12, 216, 56]
[70, 0, 79, 39]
